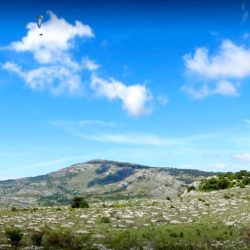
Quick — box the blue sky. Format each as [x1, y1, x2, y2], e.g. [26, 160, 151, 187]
[1, 0, 250, 179]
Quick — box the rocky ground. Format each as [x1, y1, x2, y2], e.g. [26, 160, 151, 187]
[0, 186, 249, 249]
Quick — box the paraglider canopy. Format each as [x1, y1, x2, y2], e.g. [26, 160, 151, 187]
[37, 15, 43, 28]
[37, 15, 43, 36]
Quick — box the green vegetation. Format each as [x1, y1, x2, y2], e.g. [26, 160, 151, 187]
[11, 206, 17, 212]
[41, 226, 91, 250]
[71, 196, 89, 208]
[0, 185, 248, 249]
[100, 216, 110, 223]
[199, 170, 250, 192]
[104, 223, 242, 250]
[0, 167, 249, 249]
[31, 230, 43, 246]
[4, 227, 23, 246]
[187, 185, 196, 192]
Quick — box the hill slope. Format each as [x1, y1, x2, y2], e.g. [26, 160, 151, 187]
[0, 160, 216, 207]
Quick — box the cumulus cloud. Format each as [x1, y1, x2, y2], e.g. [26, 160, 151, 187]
[10, 11, 93, 64]
[82, 57, 99, 71]
[2, 11, 154, 116]
[214, 80, 239, 96]
[184, 40, 250, 79]
[183, 40, 250, 98]
[183, 80, 239, 99]
[3, 62, 81, 95]
[232, 153, 250, 164]
[91, 75, 152, 116]
[2, 12, 94, 95]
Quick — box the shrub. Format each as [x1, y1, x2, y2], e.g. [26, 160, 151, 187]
[4, 227, 23, 246]
[242, 227, 250, 243]
[71, 196, 89, 208]
[106, 230, 141, 249]
[31, 230, 44, 246]
[100, 216, 110, 223]
[166, 196, 171, 201]
[187, 185, 196, 192]
[242, 177, 250, 185]
[41, 226, 90, 249]
[179, 232, 184, 238]
[169, 232, 178, 237]
[199, 171, 250, 192]
[11, 207, 17, 212]
[238, 182, 245, 188]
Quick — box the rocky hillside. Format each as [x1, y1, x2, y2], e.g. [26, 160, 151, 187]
[0, 160, 216, 207]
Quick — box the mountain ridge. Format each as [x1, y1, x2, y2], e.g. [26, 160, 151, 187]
[0, 159, 218, 207]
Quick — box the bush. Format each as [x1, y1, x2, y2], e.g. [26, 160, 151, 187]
[199, 171, 250, 192]
[100, 216, 110, 223]
[169, 232, 178, 237]
[4, 227, 23, 246]
[224, 193, 232, 199]
[166, 196, 171, 201]
[242, 227, 250, 244]
[242, 177, 250, 185]
[41, 226, 90, 249]
[106, 230, 141, 250]
[179, 232, 184, 238]
[11, 207, 17, 212]
[187, 185, 196, 192]
[71, 196, 89, 208]
[31, 230, 44, 246]
[238, 182, 245, 188]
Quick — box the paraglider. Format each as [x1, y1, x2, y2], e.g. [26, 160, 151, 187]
[37, 15, 43, 36]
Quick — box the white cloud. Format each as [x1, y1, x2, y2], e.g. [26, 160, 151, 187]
[52, 119, 179, 146]
[245, 119, 250, 125]
[182, 80, 239, 99]
[2, 12, 95, 95]
[82, 57, 99, 71]
[3, 62, 82, 95]
[232, 153, 250, 164]
[10, 11, 93, 64]
[242, 1, 249, 22]
[3, 11, 154, 116]
[51, 120, 116, 128]
[183, 39, 250, 98]
[157, 96, 169, 106]
[52, 119, 215, 147]
[182, 84, 210, 99]
[91, 75, 152, 116]
[184, 40, 250, 79]
[214, 80, 239, 96]
[78, 132, 179, 146]
[78, 120, 116, 127]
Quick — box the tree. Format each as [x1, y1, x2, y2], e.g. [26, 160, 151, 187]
[71, 196, 89, 208]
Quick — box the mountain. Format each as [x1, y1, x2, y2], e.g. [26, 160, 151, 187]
[0, 160, 217, 207]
